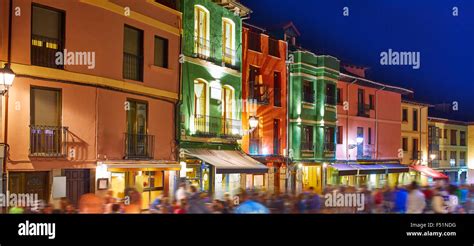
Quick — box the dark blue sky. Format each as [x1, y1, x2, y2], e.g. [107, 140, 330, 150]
[241, 0, 474, 121]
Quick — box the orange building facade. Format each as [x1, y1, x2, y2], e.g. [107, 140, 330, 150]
[0, 0, 181, 209]
[241, 23, 288, 193]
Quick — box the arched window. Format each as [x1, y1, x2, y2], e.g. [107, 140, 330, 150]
[194, 79, 209, 133]
[222, 85, 234, 120]
[222, 18, 235, 65]
[194, 5, 210, 57]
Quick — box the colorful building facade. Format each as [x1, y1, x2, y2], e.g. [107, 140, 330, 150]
[332, 66, 412, 189]
[177, 0, 266, 199]
[0, 0, 182, 209]
[428, 117, 469, 183]
[288, 50, 339, 194]
[241, 23, 289, 194]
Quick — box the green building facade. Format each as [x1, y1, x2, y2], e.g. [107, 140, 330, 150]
[177, 0, 256, 196]
[288, 50, 339, 193]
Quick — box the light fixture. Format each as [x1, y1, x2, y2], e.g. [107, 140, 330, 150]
[356, 137, 364, 144]
[429, 154, 436, 161]
[0, 63, 15, 94]
[296, 116, 302, 125]
[180, 161, 187, 178]
[249, 116, 258, 129]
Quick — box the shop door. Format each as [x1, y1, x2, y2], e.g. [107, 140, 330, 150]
[8, 172, 49, 201]
[302, 166, 322, 194]
[65, 169, 90, 206]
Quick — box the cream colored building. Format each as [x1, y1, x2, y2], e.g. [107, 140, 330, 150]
[401, 100, 430, 165]
[428, 117, 469, 183]
[468, 123, 474, 183]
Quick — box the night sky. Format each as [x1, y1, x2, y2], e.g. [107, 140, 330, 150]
[241, 0, 474, 121]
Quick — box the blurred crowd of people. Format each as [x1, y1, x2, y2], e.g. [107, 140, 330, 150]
[6, 181, 474, 214]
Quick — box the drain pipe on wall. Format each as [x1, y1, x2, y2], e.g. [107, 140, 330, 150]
[374, 86, 386, 160]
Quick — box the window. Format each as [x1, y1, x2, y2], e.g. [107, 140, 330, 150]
[273, 119, 280, 155]
[369, 95, 375, 110]
[440, 151, 443, 161]
[301, 125, 313, 151]
[368, 128, 372, 145]
[248, 31, 261, 52]
[30, 87, 64, 156]
[325, 84, 336, 105]
[194, 79, 208, 118]
[249, 66, 266, 103]
[460, 131, 466, 146]
[142, 171, 164, 191]
[336, 88, 343, 105]
[222, 86, 234, 120]
[268, 38, 280, 57]
[154, 36, 168, 68]
[444, 151, 447, 161]
[450, 130, 457, 145]
[444, 129, 448, 139]
[123, 25, 143, 81]
[450, 151, 457, 165]
[302, 80, 314, 103]
[31, 4, 65, 69]
[194, 5, 210, 57]
[324, 127, 335, 152]
[222, 18, 235, 64]
[337, 126, 343, 144]
[438, 128, 442, 139]
[154, 0, 177, 10]
[402, 138, 408, 151]
[402, 109, 408, 122]
[412, 109, 418, 131]
[274, 71, 282, 107]
[460, 152, 466, 166]
[126, 99, 152, 159]
[249, 117, 260, 154]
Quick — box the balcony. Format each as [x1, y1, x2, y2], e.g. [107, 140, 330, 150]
[249, 139, 260, 155]
[31, 35, 63, 69]
[459, 160, 466, 167]
[301, 142, 314, 152]
[193, 36, 211, 60]
[123, 52, 143, 81]
[250, 84, 270, 105]
[357, 144, 375, 160]
[357, 104, 371, 117]
[124, 133, 155, 160]
[29, 125, 68, 157]
[193, 115, 242, 139]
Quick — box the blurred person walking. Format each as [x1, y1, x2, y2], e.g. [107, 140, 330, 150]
[406, 181, 426, 214]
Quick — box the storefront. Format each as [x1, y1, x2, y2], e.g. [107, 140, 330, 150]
[181, 149, 268, 199]
[95, 161, 180, 210]
[250, 156, 289, 194]
[327, 163, 409, 189]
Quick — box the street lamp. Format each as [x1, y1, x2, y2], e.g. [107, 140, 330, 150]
[430, 154, 436, 161]
[249, 116, 259, 129]
[356, 137, 364, 144]
[0, 63, 15, 95]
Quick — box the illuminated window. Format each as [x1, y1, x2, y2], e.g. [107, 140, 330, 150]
[222, 18, 235, 64]
[194, 5, 210, 57]
[194, 79, 208, 132]
[222, 86, 234, 120]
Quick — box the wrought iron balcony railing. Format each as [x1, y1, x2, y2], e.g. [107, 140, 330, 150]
[29, 125, 68, 157]
[323, 142, 336, 152]
[31, 35, 63, 69]
[301, 142, 314, 151]
[325, 96, 337, 106]
[124, 133, 155, 160]
[357, 104, 371, 117]
[193, 36, 211, 59]
[193, 114, 242, 138]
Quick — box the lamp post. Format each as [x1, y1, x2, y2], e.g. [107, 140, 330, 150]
[0, 63, 15, 198]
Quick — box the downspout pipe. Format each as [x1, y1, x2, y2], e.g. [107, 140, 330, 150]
[374, 86, 386, 161]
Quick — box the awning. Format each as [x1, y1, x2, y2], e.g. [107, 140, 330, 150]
[330, 163, 409, 176]
[410, 165, 449, 179]
[102, 160, 181, 171]
[184, 149, 268, 174]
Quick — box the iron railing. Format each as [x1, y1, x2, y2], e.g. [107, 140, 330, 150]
[29, 125, 68, 157]
[357, 104, 371, 117]
[123, 52, 143, 81]
[325, 96, 337, 106]
[124, 133, 155, 159]
[31, 35, 63, 69]
[250, 84, 270, 105]
[193, 114, 242, 138]
[301, 142, 314, 151]
[357, 144, 375, 159]
[193, 36, 211, 59]
[323, 142, 336, 152]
